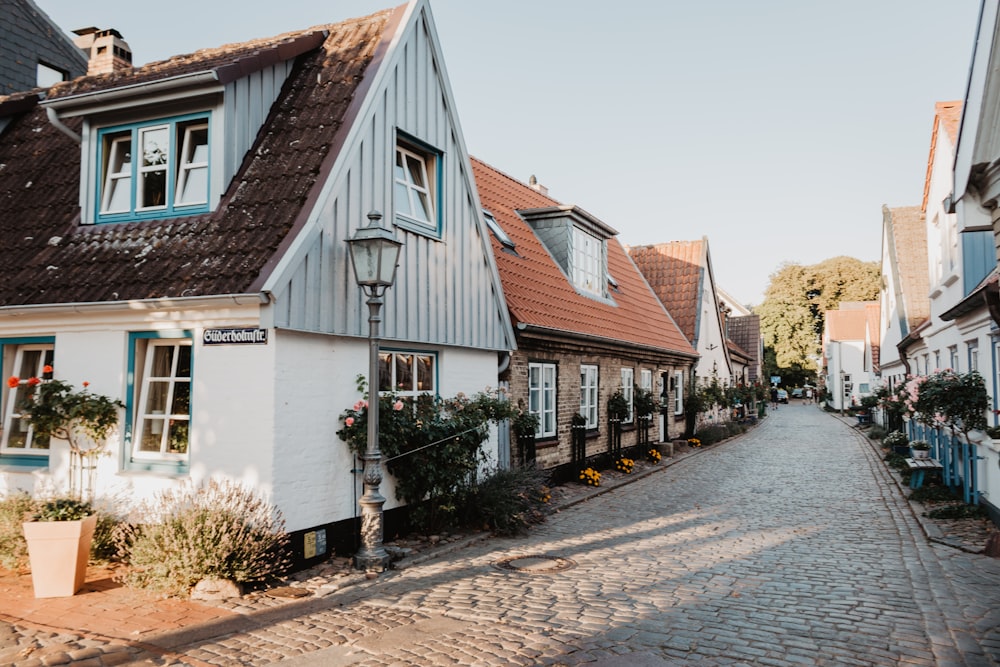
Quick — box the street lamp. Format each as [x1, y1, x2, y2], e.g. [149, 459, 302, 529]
[346, 210, 402, 571]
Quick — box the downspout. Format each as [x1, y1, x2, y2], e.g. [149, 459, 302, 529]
[46, 107, 81, 143]
[498, 351, 511, 375]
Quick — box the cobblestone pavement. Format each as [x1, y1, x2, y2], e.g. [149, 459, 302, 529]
[5, 405, 1000, 666]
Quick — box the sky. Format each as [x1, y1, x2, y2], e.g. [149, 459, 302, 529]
[37, 0, 983, 307]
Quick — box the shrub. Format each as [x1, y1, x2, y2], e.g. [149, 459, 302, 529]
[0, 493, 36, 570]
[116, 480, 291, 597]
[868, 425, 887, 440]
[459, 466, 550, 536]
[31, 497, 93, 521]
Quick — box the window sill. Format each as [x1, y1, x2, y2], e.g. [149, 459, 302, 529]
[394, 215, 441, 240]
[943, 272, 960, 287]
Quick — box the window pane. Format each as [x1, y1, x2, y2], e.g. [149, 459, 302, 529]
[176, 345, 192, 378]
[171, 381, 190, 414]
[139, 126, 168, 209]
[167, 420, 189, 453]
[395, 355, 414, 392]
[394, 181, 412, 217]
[144, 380, 169, 414]
[151, 346, 174, 377]
[102, 135, 132, 213]
[139, 418, 165, 453]
[416, 355, 434, 391]
[378, 353, 392, 392]
[140, 170, 167, 208]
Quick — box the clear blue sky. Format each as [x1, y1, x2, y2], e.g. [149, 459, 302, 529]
[38, 0, 982, 307]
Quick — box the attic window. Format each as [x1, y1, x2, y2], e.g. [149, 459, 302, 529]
[607, 272, 619, 290]
[394, 134, 440, 234]
[483, 210, 515, 251]
[96, 113, 210, 223]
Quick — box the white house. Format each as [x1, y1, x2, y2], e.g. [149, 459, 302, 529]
[824, 303, 879, 412]
[0, 0, 515, 564]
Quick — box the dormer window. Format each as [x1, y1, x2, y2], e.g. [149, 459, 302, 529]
[519, 205, 616, 301]
[96, 113, 210, 223]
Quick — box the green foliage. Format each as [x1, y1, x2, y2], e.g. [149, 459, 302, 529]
[459, 466, 550, 536]
[913, 370, 989, 436]
[31, 497, 93, 521]
[0, 493, 36, 570]
[116, 480, 292, 597]
[17, 379, 122, 452]
[511, 410, 539, 437]
[337, 379, 518, 533]
[925, 503, 987, 520]
[633, 387, 658, 418]
[607, 390, 630, 420]
[868, 425, 887, 440]
[757, 257, 879, 375]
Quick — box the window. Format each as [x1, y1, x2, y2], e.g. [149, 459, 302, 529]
[128, 333, 192, 467]
[673, 371, 684, 415]
[621, 368, 634, 424]
[1, 342, 54, 456]
[949, 346, 959, 372]
[640, 369, 653, 392]
[36, 62, 68, 88]
[573, 228, 603, 296]
[394, 136, 439, 231]
[97, 114, 210, 222]
[378, 351, 436, 399]
[528, 362, 556, 438]
[483, 210, 516, 252]
[968, 341, 979, 373]
[580, 365, 599, 428]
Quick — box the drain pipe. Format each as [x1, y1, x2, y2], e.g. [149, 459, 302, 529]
[46, 107, 81, 143]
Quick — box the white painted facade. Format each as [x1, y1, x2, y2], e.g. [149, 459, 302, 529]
[0, 0, 515, 553]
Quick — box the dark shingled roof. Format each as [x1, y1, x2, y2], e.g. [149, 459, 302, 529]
[0, 9, 394, 307]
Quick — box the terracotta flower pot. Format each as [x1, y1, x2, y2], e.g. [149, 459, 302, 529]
[22, 514, 97, 598]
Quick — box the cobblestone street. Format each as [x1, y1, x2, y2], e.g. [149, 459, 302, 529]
[7, 405, 1000, 666]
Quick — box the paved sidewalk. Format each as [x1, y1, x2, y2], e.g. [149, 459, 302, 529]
[2, 405, 998, 666]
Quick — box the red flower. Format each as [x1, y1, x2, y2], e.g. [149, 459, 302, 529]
[82, 381, 90, 388]
[42, 365, 53, 374]
[345, 417, 355, 427]
[26, 377, 41, 386]
[6, 376, 19, 388]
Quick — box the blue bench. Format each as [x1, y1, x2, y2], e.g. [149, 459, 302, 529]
[855, 413, 872, 426]
[905, 458, 942, 489]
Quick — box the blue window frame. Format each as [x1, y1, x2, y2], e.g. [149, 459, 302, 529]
[0, 337, 55, 467]
[96, 113, 210, 223]
[125, 331, 192, 473]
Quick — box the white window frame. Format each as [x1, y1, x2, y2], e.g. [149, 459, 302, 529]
[131, 338, 192, 462]
[572, 227, 603, 296]
[174, 122, 209, 207]
[968, 341, 979, 374]
[580, 364, 599, 428]
[1, 344, 54, 455]
[948, 345, 959, 372]
[640, 369, 653, 392]
[394, 140, 437, 230]
[673, 371, 684, 416]
[378, 351, 437, 399]
[528, 362, 556, 438]
[621, 367, 635, 424]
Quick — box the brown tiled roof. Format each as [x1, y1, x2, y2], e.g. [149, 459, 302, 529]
[885, 205, 930, 329]
[922, 101, 962, 213]
[826, 309, 868, 341]
[727, 314, 760, 361]
[471, 158, 695, 357]
[627, 241, 704, 344]
[0, 9, 395, 306]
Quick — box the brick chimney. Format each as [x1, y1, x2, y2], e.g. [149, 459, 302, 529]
[528, 175, 549, 197]
[72, 28, 133, 76]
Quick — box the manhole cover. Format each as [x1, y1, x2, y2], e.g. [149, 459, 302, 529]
[492, 554, 576, 573]
[266, 586, 312, 598]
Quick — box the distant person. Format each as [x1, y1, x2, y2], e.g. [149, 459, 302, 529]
[770, 387, 778, 410]
[806, 388, 813, 404]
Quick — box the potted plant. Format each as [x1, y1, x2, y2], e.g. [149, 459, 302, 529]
[22, 497, 97, 598]
[910, 440, 931, 460]
[883, 430, 910, 456]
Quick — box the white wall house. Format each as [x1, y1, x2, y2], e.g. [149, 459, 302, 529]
[824, 305, 879, 412]
[0, 0, 515, 563]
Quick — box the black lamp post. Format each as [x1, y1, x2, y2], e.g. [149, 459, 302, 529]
[345, 210, 402, 571]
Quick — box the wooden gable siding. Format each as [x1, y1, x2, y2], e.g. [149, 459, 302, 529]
[222, 60, 297, 188]
[267, 5, 512, 352]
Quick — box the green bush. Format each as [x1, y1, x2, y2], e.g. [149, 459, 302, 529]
[0, 493, 36, 570]
[883, 431, 908, 449]
[116, 480, 292, 597]
[459, 466, 550, 536]
[31, 497, 93, 521]
[868, 425, 887, 440]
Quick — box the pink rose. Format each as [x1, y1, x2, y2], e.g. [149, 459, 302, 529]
[345, 417, 355, 427]
[393, 400, 404, 411]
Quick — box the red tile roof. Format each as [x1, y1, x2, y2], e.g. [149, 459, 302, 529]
[627, 241, 704, 344]
[471, 158, 695, 357]
[922, 101, 962, 213]
[0, 9, 395, 306]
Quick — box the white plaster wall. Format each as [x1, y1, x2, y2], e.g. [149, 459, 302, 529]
[270, 334, 502, 532]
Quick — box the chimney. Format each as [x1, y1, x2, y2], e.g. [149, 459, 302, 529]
[72, 28, 133, 76]
[528, 174, 549, 196]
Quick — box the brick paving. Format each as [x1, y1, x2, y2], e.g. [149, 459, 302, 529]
[3, 404, 1000, 666]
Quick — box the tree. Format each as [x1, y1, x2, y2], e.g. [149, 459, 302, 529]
[756, 256, 879, 378]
